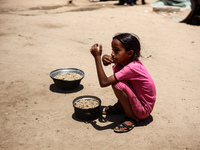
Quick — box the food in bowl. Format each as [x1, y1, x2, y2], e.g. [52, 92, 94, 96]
[73, 95, 101, 121]
[74, 99, 99, 109]
[50, 68, 84, 90]
[54, 72, 83, 81]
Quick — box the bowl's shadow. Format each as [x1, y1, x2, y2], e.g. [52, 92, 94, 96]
[49, 84, 84, 94]
[72, 105, 153, 131]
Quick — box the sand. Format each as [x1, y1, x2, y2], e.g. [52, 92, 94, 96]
[0, 0, 200, 149]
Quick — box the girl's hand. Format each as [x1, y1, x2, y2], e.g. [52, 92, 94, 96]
[90, 43, 102, 58]
[102, 54, 113, 66]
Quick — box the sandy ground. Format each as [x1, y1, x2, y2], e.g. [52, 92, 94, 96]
[0, 0, 200, 149]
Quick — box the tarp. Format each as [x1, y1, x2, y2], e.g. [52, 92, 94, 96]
[151, 0, 191, 7]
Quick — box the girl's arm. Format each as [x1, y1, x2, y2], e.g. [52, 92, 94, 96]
[90, 43, 116, 87]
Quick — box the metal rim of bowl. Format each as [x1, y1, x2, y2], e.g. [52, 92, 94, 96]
[50, 68, 84, 81]
[73, 95, 101, 110]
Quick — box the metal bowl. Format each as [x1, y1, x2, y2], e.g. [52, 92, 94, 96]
[73, 95, 101, 121]
[50, 68, 84, 90]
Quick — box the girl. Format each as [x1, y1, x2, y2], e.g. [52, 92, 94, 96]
[90, 33, 156, 133]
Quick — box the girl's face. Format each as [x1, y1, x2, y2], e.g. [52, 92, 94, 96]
[111, 39, 133, 66]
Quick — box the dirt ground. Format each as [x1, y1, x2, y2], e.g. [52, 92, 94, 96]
[0, 0, 200, 150]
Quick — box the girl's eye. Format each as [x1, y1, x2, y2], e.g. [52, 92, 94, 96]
[114, 50, 119, 53]
[112, 48, 119, 54]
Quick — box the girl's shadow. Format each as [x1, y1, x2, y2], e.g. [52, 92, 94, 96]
[72, 106, 153, 131]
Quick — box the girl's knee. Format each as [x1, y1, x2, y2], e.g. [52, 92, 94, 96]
[112, 81, 127, 91]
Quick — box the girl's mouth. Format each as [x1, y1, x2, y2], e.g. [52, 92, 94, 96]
[112, 58, 116, 63]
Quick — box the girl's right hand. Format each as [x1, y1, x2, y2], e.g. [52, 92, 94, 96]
[102, 54, 113, 66]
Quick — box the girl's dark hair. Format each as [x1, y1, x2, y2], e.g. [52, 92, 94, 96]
[113, 33, 141, 60]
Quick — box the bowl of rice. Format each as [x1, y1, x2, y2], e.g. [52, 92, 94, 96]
[50, 68, 84, 90]
[73, 95, 101, 121]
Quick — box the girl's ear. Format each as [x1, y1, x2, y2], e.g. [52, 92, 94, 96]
[127, 50, 134, 58]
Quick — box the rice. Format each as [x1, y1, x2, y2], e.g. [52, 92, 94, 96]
[54, 72, 82, 81]
[74, 99, 99, 109]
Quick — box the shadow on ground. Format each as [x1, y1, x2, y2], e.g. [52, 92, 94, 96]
[72, 105, 153, 131]
[49, 84, 84, 94]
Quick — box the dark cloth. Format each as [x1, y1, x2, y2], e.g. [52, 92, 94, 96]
[181, 0, 200, 25]
[118, 0, 136, 5]
[118, 0, 145, 5]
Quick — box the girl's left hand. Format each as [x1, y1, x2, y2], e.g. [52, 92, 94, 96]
[90, 43, 102, 58]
